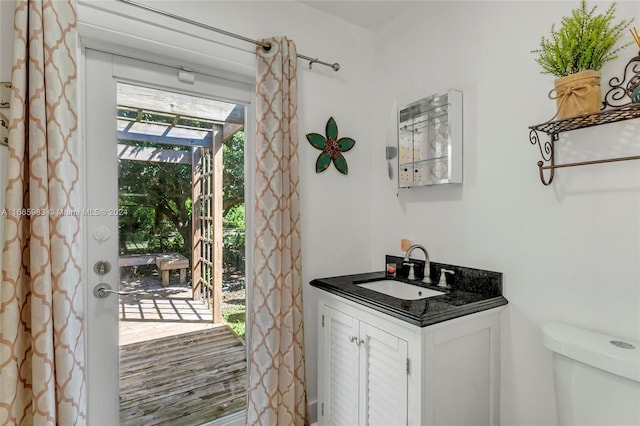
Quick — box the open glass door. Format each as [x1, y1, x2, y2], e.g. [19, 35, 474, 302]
[84, 50, 252, 425]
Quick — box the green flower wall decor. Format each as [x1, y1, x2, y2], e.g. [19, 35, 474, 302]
[306, 117, 355, 175]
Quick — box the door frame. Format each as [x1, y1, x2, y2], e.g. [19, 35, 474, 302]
[81, 48, 255, 425]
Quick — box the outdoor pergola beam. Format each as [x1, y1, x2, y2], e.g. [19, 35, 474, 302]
[117, 130, 213, 148]
[223, 123, 244, 142]
[117, 143, 192, 164]
[118, 83, 243, 123]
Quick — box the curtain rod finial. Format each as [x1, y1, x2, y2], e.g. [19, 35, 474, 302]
[331, 63, 340, 72]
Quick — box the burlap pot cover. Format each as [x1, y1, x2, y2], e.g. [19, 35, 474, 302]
[550, 70, 602, 119]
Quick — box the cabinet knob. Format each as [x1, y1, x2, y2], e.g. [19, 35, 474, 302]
[349, 336, 364, 346]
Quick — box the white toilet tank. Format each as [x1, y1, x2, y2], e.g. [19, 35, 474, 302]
[542, 322, 640, 426]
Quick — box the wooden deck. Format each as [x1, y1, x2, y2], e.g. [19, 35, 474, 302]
[118, 273, 246, 425]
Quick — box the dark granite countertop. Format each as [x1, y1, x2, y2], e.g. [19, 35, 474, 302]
[310, 258, 508, 327]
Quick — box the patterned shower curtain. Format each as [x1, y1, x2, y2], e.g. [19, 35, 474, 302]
[248, 36, 308, 425]
[0, 1, 85, 424]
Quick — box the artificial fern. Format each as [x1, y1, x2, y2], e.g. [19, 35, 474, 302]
[532, 1, 634, 76]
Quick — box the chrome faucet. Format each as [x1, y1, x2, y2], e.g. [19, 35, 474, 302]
[403, 244, 431, 284]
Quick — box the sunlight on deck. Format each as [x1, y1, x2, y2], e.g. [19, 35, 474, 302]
[119, 274, 215, 345]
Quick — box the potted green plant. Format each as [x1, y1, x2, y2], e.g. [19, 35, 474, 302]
[532, 1, 634, 119]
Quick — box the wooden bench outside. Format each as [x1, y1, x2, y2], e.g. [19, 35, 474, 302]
[155, 253, 189, 286]
[118, 253, 189, 286]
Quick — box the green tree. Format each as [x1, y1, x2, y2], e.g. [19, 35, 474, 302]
[223, 131, 245, 212]
[222, 131, 245, 272]
[119, 152, 192, 258]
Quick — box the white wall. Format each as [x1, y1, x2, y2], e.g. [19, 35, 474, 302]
[369, 2, 640, 425]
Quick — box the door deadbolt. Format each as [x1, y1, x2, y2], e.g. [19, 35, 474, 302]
[94, 261, 111, 275]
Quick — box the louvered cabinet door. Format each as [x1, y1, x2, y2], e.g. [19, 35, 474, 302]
[322, 306, 360, 426]
[360, 323, 408, 426]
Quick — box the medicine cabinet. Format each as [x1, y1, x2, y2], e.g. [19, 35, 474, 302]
[398, 89, 463, 188]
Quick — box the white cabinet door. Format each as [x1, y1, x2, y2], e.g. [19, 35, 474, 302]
[322, 306, 360, 426]
[361, 323, 408, 426]
[320, 304, 409, 426]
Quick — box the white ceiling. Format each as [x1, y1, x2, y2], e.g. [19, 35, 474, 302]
[299, 1, 412, 32]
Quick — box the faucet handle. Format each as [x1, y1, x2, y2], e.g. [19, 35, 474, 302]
[438, 269, 455, 288]
[404, 262, 415, 280]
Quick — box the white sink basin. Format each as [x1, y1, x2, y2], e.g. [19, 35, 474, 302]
[357, 280, 445, 300]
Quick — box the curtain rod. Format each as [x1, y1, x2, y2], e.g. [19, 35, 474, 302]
[117, 0, 341, 72]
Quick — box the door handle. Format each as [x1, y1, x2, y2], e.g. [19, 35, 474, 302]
[93, 283, 127, 298]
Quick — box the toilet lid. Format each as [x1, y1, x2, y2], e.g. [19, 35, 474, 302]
[542, 322, 640, 383]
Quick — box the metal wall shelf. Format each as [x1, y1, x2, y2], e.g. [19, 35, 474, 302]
[528, 51, 640, 186]
[529, 104, 640, 185]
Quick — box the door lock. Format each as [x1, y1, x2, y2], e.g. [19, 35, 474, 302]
[93, 260, 111, 275]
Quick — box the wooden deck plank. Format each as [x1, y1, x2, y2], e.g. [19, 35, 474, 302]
[118, 275, 246, 425]
[120, 362, 246, 410]
[120, 335, 242, 371]
[120, 367, 246, 410]
[119, 325, 246, 425]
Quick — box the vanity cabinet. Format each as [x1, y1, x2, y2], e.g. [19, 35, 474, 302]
[317, 291, 504, 426]
[398, 89, 463, 188]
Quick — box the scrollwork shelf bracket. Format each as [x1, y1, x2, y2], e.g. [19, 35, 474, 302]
[529, 129, 555, 186]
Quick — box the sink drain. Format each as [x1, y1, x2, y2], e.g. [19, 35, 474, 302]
[610, 340, 636, 349]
